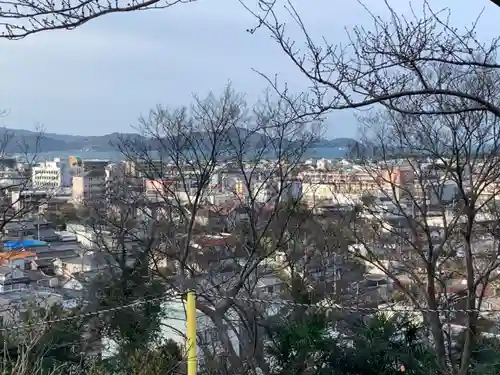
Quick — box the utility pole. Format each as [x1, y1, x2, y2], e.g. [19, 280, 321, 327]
[186, 291, 197, 375]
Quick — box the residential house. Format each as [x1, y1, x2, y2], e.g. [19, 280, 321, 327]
[66, 223, 139, 258]
[195, 202, 249, 231]
[53, 252, 111, 275]
[10, 190, 50, 213]
[0, 266, 30, 292]
[0, 251, 37, 269]
[152, 233, 242, 276]
[0, 288, 67, 325]
[30, 258, 56, 274]
[59, 275, 85, 291]
[3, 221, 37, 238]
[185, 234, 241, 274]
[2, 219, 59, 242]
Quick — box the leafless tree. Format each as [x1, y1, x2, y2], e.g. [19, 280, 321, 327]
[76, 84, 323, 374]
[0, 127, 58, 237]
[0, 0, 194, 39]
[246, 0, 500, 119]
[490, 0, 500, 8]
[238, 1, 500, 373]
[340, 80, 500, 374]
[0, 299, 86, 375]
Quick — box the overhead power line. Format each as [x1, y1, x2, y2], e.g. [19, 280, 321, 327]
[0, 291, 498, 333]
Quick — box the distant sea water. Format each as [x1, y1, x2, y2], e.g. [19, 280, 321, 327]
[304, 147, 347, 159]
[32, 146, 347, 162]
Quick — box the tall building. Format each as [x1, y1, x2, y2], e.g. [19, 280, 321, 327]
[68, 158, 109, 176]
[72, 170, 106, 204]
[104, 162, 128, 187]
[82, 159, 110, 173]
[31, 158, 70, 190]
[123, 160, 164, 178]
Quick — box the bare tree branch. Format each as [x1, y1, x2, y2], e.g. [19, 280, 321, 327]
[77, 84, 323, 374]
[0, 0, 194, 39]
[241, 1, 500, 373]
[245, 0, 500, 119]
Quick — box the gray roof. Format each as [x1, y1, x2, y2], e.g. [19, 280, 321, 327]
[31, 258, 54, 267]
[63, 256, 94, 266]
[3, 222, 36, 232]
[63, 252, 117, 269]
[36, 250, 79, 260]
[25, 269, 51, 282]
[36, 229, 59, 240]
[33, 242, 86, 255]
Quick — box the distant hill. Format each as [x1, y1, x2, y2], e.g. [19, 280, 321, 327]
[312, 138, 359, 149]
[0, 127, 144, 154]
[0, 127, 358, 155]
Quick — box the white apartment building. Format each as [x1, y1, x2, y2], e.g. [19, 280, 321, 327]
[31, 158, 70, 190]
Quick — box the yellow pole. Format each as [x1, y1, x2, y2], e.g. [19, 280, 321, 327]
[186, 291, 197, 375]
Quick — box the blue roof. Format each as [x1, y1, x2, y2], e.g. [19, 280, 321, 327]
[3, 239, 47, 249]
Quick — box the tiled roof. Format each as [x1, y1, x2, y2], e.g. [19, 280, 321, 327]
[0, 251, 37, 261]
[196, 235, 235, 248]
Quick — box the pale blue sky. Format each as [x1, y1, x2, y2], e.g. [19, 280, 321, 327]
[0, 0, 498, 137]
